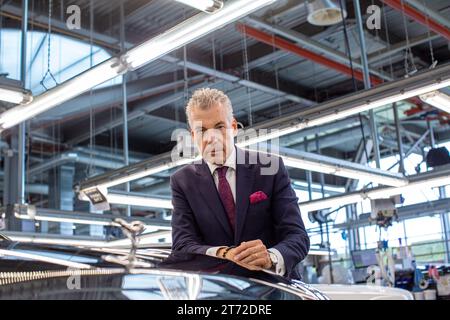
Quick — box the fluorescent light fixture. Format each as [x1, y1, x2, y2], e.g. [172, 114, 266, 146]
[240, 79, 450, 145]
[0, 59, 124, 130]
[14, 212, 115, 226]
[175, 0, 224, 13]
[299, 169, 450, 212]
[12, 206, 172, 229]
[251, 150, 408, 187]
[4, 232, 172, 248]
[299, 193, 363, 213]
[0, 86, 33, 105]
[420, 90, 450, 113]
[102, 156, 199, 190]
[280, 154, 407, 187]
[124, 0, 276, 69]
[106, 193, 173, 210]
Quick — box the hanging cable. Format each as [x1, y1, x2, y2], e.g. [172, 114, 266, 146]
[339, 0, 370, 164]
[370, 0, 384, 81]
[211, 32, 217, 83]
[399, 0, 417, 77]
[381, 1, 395, 79]
[87, 0, 95, 178]
[39, 0, 58, 90]
[183, 45, 188, 105]
[0, 0, 3, 56]
[420, 0, 437, 68]
[270, 9, 282, 117]
[242, 30, 253, 126]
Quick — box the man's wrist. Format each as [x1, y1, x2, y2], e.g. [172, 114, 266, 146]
[267, 251, 277, 270]
[217, 246, 234, 259]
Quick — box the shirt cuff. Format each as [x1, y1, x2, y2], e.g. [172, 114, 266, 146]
[206, 246, 226, 258]
[268, 248, 286, 276]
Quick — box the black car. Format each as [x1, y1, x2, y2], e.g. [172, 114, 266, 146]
[0, 235, 328, 300]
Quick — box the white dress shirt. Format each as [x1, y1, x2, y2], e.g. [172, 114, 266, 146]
[204, 146, 286, 276]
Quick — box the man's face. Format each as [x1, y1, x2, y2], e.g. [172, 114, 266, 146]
[190, 103, 238, 165]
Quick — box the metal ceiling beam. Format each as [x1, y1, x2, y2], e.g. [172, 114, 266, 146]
[244, 16, 393, 82]
[366, 32, 441, 65]
[279, 116, 366, 147]
[236, 23, 384, 86]
[405, 0, 450, 30]
[286, 125, 371, 151]
[345, 138, 374, 192]
[381, 0, 450, 41]
[159, 55, 315, 106]
[26, 149, 147, 178]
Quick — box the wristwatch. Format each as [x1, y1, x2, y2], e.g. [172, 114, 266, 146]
[268, 251, 278, 270]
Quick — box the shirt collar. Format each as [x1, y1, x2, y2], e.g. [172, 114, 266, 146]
[205, 145, 237, 175]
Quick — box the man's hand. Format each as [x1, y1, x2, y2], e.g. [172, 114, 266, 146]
[217, 247, 237, 260]
[233, 239, 272, 269]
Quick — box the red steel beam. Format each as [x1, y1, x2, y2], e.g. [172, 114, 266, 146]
[381, 0, 450, 41]
[236, 23, 383, 86]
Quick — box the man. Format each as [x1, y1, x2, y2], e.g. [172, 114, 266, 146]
[170, 88, 309, 278]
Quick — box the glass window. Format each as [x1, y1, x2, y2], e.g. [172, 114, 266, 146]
[0, 29, 121, 95]
[403, 216, 443, 244]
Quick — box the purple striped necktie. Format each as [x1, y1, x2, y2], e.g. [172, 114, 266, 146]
[215, 166, 236, 231]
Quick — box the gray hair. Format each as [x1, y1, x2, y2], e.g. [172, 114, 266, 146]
[185, 88, 233, 128]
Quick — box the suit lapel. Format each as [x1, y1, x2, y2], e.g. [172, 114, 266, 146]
[194, 160, 234, 238]
[235, 147, 255, 243]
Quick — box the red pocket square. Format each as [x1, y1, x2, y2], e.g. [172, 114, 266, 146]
[249, 191, 268, 204]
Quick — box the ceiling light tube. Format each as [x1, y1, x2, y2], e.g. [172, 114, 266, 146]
[0, 86, 33, 105]
[124, 0, 276, 70]
[101, 156, 199, 190]
[12, 207, 171, 229]
[14, 213, 115, 226]
[0, 59, 125, 131]
[420, 90, 450, 113]
[299, 168, 450, 212]
[174, 0, 224, 13]
[106, 193, 173, 210]
[280, 154, 407, 187]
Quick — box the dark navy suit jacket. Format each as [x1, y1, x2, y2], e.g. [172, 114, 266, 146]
[170, 146, 310, 278]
